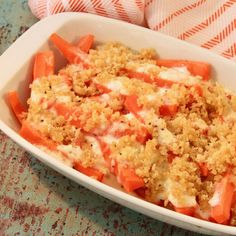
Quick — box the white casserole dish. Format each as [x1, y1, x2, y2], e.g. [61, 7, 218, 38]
[0, 13, 236, 235]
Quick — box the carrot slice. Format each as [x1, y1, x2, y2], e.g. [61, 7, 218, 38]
[74, 162, 104, 182]
[167, 151, 177, 164]
[94, 83, 112, 94]
[19, 121, 57, 151]
[175, 206, 196, 216]
[191, 84, 203, 97]
[33, 51, 55, 80]
[7, 91, 27, 123]
[198, 162, 209, 177]
[154, 77, 178, 88]
[156, 59, 211, 81]
[135, 187, 147, 198]
[231, 191, 236, 208]
[96, 137, 118, 175]
[210, 174, 234, 224]
[76, 34, 94, 53]
[113, 128, 133, 138]
[97, 137, 111, 161]
[112, 125, 150, 145]
[50, 33, 87, 65]
[122, 69, 154, 84]
[118, 165, 145, 192]
[159, 104, 178, 117]
[98, 137, 145, 189]
[52, 103, 81, 128]
[135, 126, 152, 144]
[122, 68, 176, 88]
[124, 95, 144, 122]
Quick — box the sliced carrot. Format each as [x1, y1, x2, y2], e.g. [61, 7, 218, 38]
[118, 165, 145, 192]
[231, 191, 236, 207]
[113, 128, 133, 138]
[124, 95, 144, 122]
[52, 102, 73, 119]
[194, 209, 209, 221]
[122, 69, 154, 84]
[135, 187, 147, 198]
[96, 137, 118, 175]
[210, 174, 234, 224]
[98, 139, 145, 191]
[53, 102, 111, 135]
[135, 126, 152, 144]
[122, 68, 177, 88]
[175, 206, 196, 216]
[111, 123, 150, 145]
[167, 151, 177, 164]
[50, 33, 88, 65]
[198, 162, 209, 177]
[33, 51, 54, 80]
[7, 91, 27, 123]
[74, 162, 104, 182]
[159, 104, 178, 117]
[61, 74, 73, 87]
[96, 137, 111, 161]
[191, 84, 203, 97]
[156, 59, 211, 81]
[76, 34, 94, 53]
[52, 103, 81, 128]
[94, 83, 112, 94]
[19, 121, 57, 150]
[154, 77, 178, 88]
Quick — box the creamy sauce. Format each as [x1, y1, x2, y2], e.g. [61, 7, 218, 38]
[85, 136, 103, 157]
[101, 134, 119, 144]
[164, 179, 197, 207]
[209, 191, 220, 207]
[136, 63, 157, 73]
[158, 128, 176, 145]
[106, 80, 128, 94]
[158, 67, 190, 81]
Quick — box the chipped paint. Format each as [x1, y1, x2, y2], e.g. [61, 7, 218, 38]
[0, 1, 205, 235]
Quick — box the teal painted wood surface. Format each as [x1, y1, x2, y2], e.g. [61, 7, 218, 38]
[0, 1, 206, 235]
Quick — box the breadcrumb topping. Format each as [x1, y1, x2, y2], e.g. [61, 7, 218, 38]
[25, 41, 236, 225]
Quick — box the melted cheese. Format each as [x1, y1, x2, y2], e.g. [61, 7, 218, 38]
[53, 82, 70, 92]
[153, 118, 176, 145]
[30, 90, 43, 103]
[136, 63, 157, 73]
[158, 129, 176, 145]
[158, 67, 190, 81]
[124, 113, 135, 120]
[38, 145, 74, 167]
[56, 95, 72, 103]
[106, 80, 128, 94]
[164, 179, 197, 207]
[101, 135, 119, 144]
[109, 121, 128, 134]
[57, 144, 82, 162]
[99, 94, 110, 103]
[209, 191, 220, 207]
[85, 136, 103, 157]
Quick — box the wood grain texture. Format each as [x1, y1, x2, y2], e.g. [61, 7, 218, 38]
[0, 1, 205, 235]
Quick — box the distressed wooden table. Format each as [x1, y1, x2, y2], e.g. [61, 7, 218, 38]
[0, 1, 206, 235]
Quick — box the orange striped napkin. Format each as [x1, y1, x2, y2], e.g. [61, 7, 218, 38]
[28, 0, 236, 61]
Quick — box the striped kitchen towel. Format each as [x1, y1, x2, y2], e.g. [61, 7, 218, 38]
[28, 0, 236, 61]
